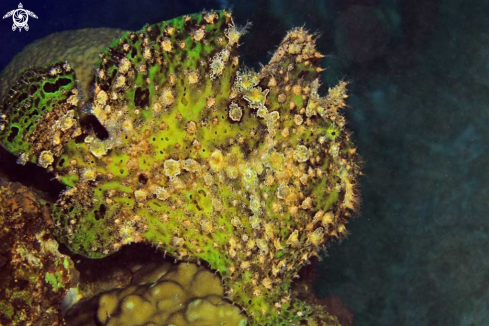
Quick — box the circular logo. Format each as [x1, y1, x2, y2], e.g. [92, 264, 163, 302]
[13, 9, 28, 28]
[3, 3, 38, 32]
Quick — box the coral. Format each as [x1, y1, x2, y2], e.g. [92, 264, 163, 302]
[64, 246, 247, 325]
[0, 10, 360, 325]
[93, 261, 246, 326]
[0, 28, 125, 102]
[0, 179, 77, 326]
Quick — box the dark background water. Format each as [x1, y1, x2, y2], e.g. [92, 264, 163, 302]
[1, 0, 487, 325]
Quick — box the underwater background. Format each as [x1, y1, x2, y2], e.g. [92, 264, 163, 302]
[0, 0, 487, 325]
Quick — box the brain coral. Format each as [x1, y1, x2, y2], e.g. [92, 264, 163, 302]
[0, 10, 360, 325]
[67, 261, 247, 326]
[0, 28, 125, 101]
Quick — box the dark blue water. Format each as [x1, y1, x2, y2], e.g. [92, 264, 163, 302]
[1, 0, 487, 325]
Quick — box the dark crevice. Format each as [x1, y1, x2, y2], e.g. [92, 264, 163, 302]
[27, 109, 39, 120]
[138, 173, 148, 185]
[17, 92, 28, 104]
[43, 78, 71, 93]
[7, 126, 19, 142]
[0, 146, 66, 202]
[134, 87, 150, 108]
[29, 85, 38, 94]
[94, 204, 106, 221]
[79, 114, 109, 140]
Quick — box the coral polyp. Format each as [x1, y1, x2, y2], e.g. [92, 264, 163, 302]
[0, 10, 360, 325]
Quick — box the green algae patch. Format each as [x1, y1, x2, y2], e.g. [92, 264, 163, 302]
[45, 271, 65, 292]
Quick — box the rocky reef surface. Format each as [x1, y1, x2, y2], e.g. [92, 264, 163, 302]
[0, 175, 77, 325]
